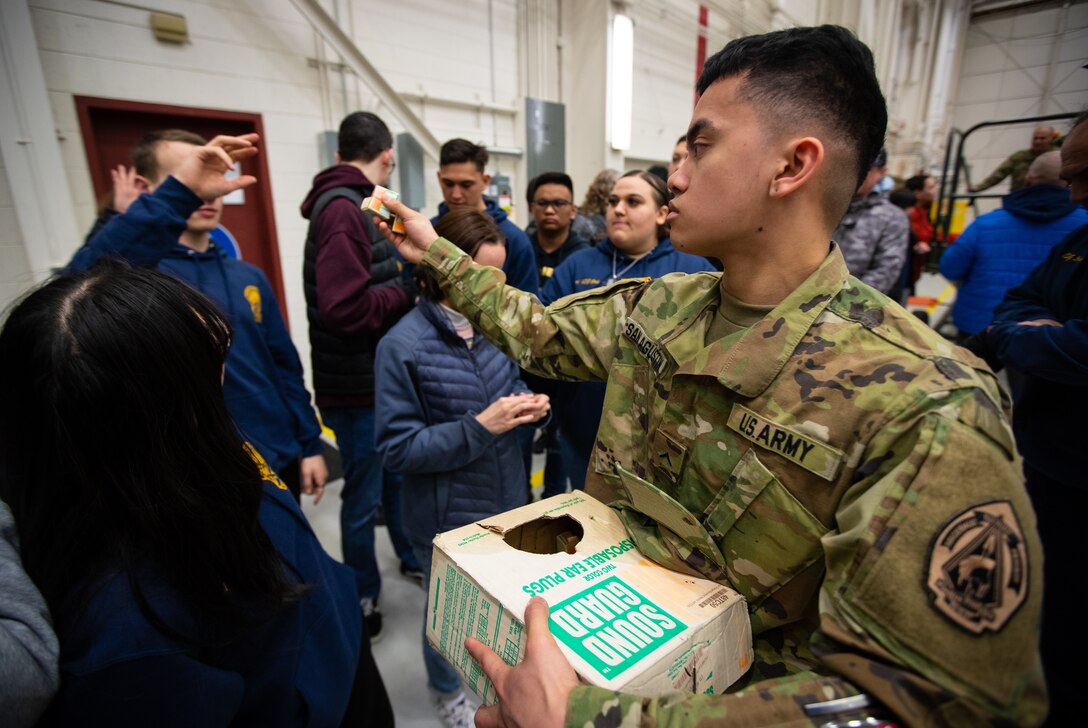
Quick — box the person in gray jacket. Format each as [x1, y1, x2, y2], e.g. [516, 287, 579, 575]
[832, 148, 910, 295]
[0, 498, 59, 726]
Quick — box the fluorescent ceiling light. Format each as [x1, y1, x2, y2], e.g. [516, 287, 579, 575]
[609, 13, 633, 151]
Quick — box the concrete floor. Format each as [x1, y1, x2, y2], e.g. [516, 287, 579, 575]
[301, 461, 544, 727]
[302, 476, 439, 727]
[299, 271, 963, 726]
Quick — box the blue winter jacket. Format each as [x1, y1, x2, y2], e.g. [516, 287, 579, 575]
[540, 239, 716, 479]
[432, 198, 539, 296]
[374, 298, 531, 549]
[990, 222, 1088, 489]
[46, 477, 362, 726]
[68, 177, 324, 474]
[939, 184, 1087, 335]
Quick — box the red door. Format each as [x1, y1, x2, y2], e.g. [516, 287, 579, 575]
[74, 96, 289, 325]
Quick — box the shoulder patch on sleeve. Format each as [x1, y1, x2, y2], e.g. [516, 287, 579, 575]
[926, 500, 1029, 635]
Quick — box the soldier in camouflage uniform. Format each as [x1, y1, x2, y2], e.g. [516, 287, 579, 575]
[833, 148, 910, 295]
[971, 126, 1057, 193]
[377, 25, 1046, 728]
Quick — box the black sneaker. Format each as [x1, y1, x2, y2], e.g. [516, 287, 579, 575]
[361, 597, 382, 643]
[400, 560, 425, 586]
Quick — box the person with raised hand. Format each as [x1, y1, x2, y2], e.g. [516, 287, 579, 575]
[71, 131, 328, 506]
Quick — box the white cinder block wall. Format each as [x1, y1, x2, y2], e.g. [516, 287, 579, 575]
[0, 150, 33, 313]
[3, 0, 1086, 388]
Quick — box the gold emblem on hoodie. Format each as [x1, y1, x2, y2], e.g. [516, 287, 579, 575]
[244, 285, 262, 323]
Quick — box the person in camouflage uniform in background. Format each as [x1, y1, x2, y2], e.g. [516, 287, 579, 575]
[833, 148, 910, 296]
[377, 25, 1046, 728]
[970, 126, 1058, 194]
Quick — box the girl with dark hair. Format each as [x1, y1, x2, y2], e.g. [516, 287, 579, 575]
[374, 209, 549, 728]
[539, 171, 715, 492]
[905, 174, 939, 288]
[579, 168, 619, 241]
[0, 262, 387, 726]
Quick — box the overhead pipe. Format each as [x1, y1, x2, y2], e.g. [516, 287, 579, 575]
[287, 0, 440, 161]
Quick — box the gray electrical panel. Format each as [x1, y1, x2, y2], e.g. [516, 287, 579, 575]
[318, 130, 338, 170]
[395, 132, 426, 211]
[525, 98, 566, 180]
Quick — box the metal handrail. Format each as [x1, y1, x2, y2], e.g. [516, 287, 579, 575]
[935, 112, 1075, 250]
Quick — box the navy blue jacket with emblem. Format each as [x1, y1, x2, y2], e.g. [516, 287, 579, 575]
[44, 477, 362, 726]
[374, 298, 532, 547]
[68, 177, 324, 474]
[539, 238, 716, 473]
[990, 222, 1088, 488]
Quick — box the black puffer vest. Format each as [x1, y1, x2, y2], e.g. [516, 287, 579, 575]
[303, 186, 403, 401]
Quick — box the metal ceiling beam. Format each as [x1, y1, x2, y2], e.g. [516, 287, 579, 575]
[288, 0, 440, 161]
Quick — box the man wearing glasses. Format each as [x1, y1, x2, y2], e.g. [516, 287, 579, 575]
[526, 173, 590, 287]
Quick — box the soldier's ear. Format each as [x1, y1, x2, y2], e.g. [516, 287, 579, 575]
[770, 136, 823, 200]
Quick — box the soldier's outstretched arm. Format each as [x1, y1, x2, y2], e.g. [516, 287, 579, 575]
[376, 195, 647, 382]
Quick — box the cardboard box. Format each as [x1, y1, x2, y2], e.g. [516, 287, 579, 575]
[427, 492, 753, 704]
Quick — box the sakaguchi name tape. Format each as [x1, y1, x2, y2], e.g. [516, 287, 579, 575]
[427, 492, 753, 704]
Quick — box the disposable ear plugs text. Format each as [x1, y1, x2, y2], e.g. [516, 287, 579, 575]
[427, 493, 753, 704]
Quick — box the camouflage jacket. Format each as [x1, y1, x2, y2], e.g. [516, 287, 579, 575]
[833, 193, 909, 294]
[422, 238, 1046, 727]
[973, 148, 1039, 193]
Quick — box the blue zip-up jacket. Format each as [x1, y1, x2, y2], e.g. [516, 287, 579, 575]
[940, 183, 1087, 335]
[374, 299, 531, 548]
[990, 222, 1088, 489]
[45, 477, 362, 726]
[540, 238, 716, 476]
[68, 177, 323, 474]
[432, 198, 539, 296]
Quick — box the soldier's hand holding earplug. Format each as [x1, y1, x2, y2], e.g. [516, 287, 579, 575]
[372, 192, 438, 265]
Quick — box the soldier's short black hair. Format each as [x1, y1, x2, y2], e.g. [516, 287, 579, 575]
[526, 172, 574, 205]
[338, 112, 392, 163]
[697, 25, 887, 218]
[440, 139, 489, 172]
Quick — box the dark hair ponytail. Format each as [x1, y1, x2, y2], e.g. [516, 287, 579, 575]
[0, 262, 304, 640]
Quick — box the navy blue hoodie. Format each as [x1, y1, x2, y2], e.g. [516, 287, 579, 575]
[46, 477, 361, 726]
[432, 198, 539, 296]
[940, 184, 1087, 334]
[69, 177, 324, 474]
[990, 222, 1088, 489]
[539, 238, 715, 485]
